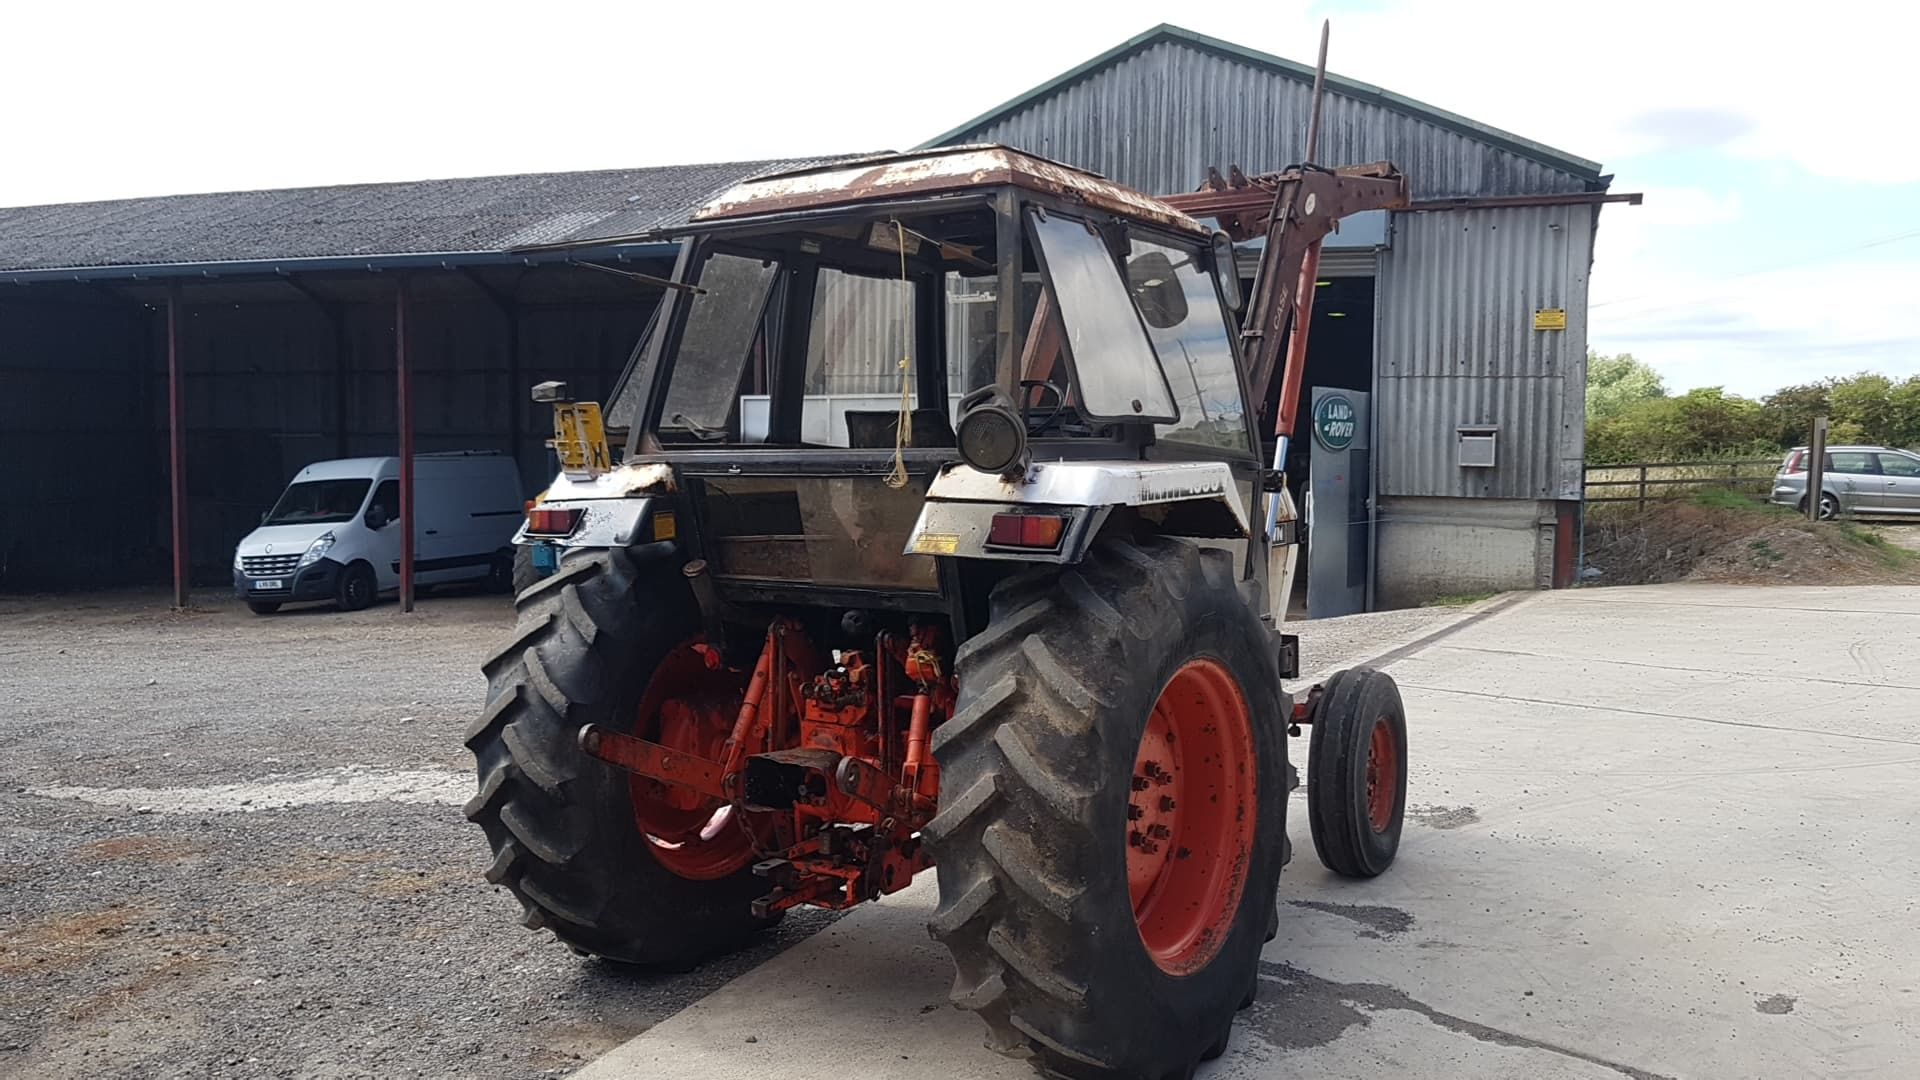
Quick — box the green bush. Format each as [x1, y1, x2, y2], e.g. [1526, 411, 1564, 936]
[1587, 359, 1920, 463]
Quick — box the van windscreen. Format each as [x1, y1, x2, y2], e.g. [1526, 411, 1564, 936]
[265, 480, 371, 525]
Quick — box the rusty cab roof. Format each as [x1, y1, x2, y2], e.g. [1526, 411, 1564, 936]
[688, 145, 1209, 237]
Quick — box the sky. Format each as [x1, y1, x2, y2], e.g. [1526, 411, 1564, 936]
[5, 0, 1916, 398]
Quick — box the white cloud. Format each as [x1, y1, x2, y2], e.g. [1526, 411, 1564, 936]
[1590, 257, 1920, 395]
[1319, 0, 1920, 183]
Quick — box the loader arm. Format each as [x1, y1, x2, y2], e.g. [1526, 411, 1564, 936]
[1161, 162, 1409, 434]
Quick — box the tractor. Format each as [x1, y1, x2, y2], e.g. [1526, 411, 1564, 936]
[466, 130, 1412, 1077]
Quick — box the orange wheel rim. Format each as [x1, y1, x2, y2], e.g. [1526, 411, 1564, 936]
[1365, 718, 1398, 833]
[626, 640, 762, 880]
[1127, 658, 1256, 976]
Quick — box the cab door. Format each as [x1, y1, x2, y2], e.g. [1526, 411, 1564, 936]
[364, 479, 403, 590]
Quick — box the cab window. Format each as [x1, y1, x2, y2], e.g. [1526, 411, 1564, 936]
[367, 480, 398, 524]
[1027, 209, 1178, 423]
[1826, 452, 1876, 475]
[1126, 235, 1251, 456]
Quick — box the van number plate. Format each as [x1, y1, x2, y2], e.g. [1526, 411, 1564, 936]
[253, 579, 282, 590]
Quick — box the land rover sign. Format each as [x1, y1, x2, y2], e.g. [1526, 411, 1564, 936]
[1312, 393, 1357, 451]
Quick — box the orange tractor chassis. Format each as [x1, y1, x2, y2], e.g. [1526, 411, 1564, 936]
[582, 613, 952, 917]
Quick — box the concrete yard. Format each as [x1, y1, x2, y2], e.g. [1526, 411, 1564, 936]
[3, 583, 1918, 1078]
[579, 584, 1920, 1080]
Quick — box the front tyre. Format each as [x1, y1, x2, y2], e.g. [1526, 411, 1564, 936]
[1306, 667, 1407, 878]
[336, 561, 376, 611]
[927, 535, 1287, 1079]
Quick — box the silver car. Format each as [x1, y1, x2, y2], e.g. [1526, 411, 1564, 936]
[1771, 445, 1920, 519]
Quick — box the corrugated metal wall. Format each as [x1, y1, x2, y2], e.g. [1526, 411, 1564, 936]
[0, 292, 151, 589]
[1374, 205, 1591, 500]
[943, 41, 1591, 200]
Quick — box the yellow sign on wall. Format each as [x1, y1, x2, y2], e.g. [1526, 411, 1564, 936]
[1533, 308, 1568, 331]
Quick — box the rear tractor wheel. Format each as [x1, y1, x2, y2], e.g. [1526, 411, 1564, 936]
[927, 535, 1287, 1079]
[1306, 667, 1407, 878]
[510, 544, 541, 595]
[464, 547, 776, 967]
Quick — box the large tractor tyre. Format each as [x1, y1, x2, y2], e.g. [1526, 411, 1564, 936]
[510, 544, 541, 595]
[465, 545, 777, 968]
[1306, 667, 1407, 878]
[927, 535, 1288, 1080]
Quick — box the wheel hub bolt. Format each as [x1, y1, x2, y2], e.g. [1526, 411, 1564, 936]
[1128, 829, 1146, 848]
[1127, 803, 1144, 821]
[1131, 775, 1151, 791]
[1148, 823, 1171, 840]
[1158, 796, 1176, 812]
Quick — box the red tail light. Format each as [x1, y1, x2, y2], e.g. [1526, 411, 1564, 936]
[526, 507, 582, 536]
[987, 512, 1067, 550]
[1784, 450, 1805, 474]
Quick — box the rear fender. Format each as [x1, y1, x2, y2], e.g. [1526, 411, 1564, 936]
[512, 461, 677, 550]
[904, 461, 1247, 565]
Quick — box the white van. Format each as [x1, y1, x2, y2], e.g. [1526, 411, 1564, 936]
[233, 453, 523, 614]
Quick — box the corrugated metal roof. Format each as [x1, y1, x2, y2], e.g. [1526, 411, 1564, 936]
[0, 157, 848, 277]
[693, 146, 1208, 235]
[1375, 204, 1592, 500]
[925, 25, 1603, 200]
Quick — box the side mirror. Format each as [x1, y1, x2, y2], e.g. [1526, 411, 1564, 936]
[1126, 250, 1189, 330]
[365, 505, 390, 530]
[1210, 232, 1245, 314]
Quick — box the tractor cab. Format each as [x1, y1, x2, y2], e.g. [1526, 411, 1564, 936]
[544, 146, 1263, 632]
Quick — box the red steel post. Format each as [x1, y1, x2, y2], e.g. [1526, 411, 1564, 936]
[396, 279, 415, 613]
[166, 286, 189, 609]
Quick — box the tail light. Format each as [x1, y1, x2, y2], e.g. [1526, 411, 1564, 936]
[1784, 450, 1805, 474]
[987, 512, 1067, 550]
[526, 507, 582, 536]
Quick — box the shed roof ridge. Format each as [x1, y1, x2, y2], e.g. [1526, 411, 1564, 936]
[918, 23, 1603, 181]
[0, 156, 816, 215]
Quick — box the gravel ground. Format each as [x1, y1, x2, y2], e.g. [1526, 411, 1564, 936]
[1281, 602, 1477, 686]
[1878, 521, 1920, 553]
[0, 583, 1474, 1079]
[0, 587, 830, 1080]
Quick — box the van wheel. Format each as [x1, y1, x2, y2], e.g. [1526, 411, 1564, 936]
[246, 601, 281, 615]
[336, 562, 377, 611]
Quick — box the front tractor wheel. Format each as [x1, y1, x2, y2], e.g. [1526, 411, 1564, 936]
[927, 536, 1287, 1079]
[1306, 667, 1407, 878]
[464, 547, 776, 968]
